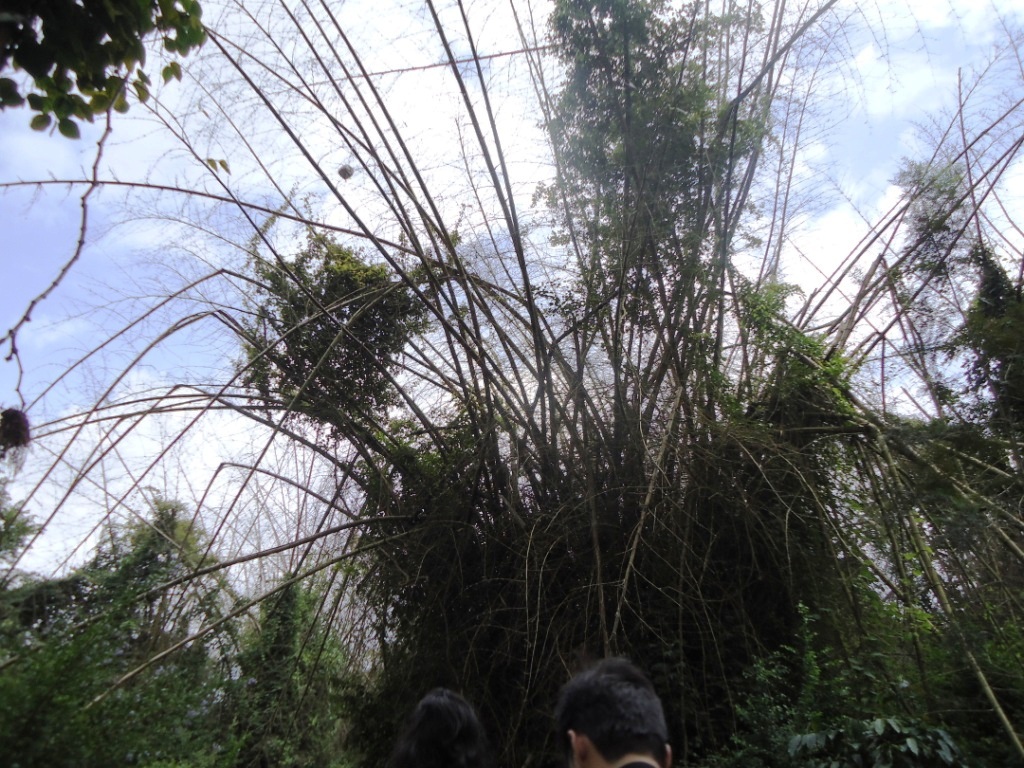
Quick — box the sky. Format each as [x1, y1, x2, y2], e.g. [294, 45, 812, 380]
[804, 1, 1024, 236]
[2, 0, 1024, 575]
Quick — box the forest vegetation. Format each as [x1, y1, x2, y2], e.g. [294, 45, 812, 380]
[2, 0, 1024, 766]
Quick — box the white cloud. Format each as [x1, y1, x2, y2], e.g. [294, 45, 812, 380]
[839, 0, 1024, 38]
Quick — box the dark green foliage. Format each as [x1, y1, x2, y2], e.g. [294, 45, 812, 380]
[0, 501, 357, 767]
[231, 578, 348, 768]
[242, 231, 426, 430]
[347, 418, 515, 763]
[957, 245, 1024, 428]
[790, 718, 965, 768]
[0, 500, 235, 766]
[0, 478, 32, 562]
[698, 604, 1003, 768]
[344, 356, 863, 765]
[0, 0, 205, 132]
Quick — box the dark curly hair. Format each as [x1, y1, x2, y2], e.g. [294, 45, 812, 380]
[389, 688, 490, 768]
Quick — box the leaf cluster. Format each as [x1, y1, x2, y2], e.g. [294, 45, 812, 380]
[0, 0, 205, 135]
[790, 718, 965, 768]
[242, 231, 427, 429]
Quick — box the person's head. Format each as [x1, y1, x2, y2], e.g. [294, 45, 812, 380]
[554, 658, 671, 768]
[390, 688, 490, 768]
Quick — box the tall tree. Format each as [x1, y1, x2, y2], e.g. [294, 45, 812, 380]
[231, 576, 350, 768]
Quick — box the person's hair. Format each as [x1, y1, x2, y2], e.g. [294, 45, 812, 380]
[554, 658, 669, 765]
[389, 688, 490, 768]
